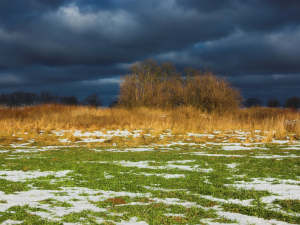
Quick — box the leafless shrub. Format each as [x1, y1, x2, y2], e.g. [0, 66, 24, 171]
[184, 70, 242, 113]
[118, 59, 242, 113]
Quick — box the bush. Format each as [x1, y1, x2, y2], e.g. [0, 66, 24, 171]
[184, 70, 242, 113]
[267, 98, 280, 108]
[118, 59, 242, 113]
[84, 94, 103, 107]
[244, 98, 263, 108]
[284, 96, 300, 109]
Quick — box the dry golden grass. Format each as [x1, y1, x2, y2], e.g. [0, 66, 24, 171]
[0, 105, 299, 145]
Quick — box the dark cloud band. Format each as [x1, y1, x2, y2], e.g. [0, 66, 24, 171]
[0, 0, 300, 105]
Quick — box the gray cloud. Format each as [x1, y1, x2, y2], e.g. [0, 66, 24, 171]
[0, 0, 300, 105]
[0, 73, 23, 87]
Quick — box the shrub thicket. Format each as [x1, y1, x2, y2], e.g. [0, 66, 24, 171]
[118, 59, 242, 113]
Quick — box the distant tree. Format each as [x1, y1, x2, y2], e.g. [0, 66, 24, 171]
[284, 96, 300, 109]
[244, 98, 262, 107]
[84, 94, 103, 107]
[69, 96, 79, 105]
[109, 100, 118, 108]
[5, 91, 39, 106]
[52, 95, 62, 104]
[23, 92, 39, 105]
[61, 96, 79, 105]
[0, 93, 8, 106]
[267, 98, 280, 108]
[8, 91, 26, 107]
[40, 91, 53, 104]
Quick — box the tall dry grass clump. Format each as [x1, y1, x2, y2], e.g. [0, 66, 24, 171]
[118, 59, 242, 113]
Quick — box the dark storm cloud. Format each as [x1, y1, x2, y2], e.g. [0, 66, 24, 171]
[0, 0, 236, 68]
[191, 28, 300, 75]
[228, 73, 300, 105]
[0, 64, 125, 89]
[178, 0, 300, 31]
[0, 0, 300, 104]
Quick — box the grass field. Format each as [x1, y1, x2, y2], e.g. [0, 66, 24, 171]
[0, 106, 300, 224]
[0, 127, 300, 224]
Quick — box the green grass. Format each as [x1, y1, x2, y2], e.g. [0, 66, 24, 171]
[273, 199, 300, 213]
[39, 198, 74, 207]
[212, 216, 238, 223]
[0, 205, 59, 224]
[222, 203, 300, 224]
[0, 142, 299, 224]
[0, 178, 30, 194]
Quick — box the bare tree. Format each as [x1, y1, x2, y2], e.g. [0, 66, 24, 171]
[267, 98, 280, 108]
[244, 98, 262, 107]
[8, 91, 26, 107]
[118, 59, 242, 113]
[119, 59, 183, 108]
[40, 91, 53, 104]
[284, 96, 300, 109]
[5, 91, 39, 106]
[61, 96, 79, 105]
[109, 100, 118, 108]
[0, 93, 8, 106]
[23, 92, 39, 106]
[52, 95, 62, 104]
[84, 94, 103, 107]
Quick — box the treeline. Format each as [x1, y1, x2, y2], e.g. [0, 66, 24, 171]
[2, 59, 299, 112]
[117, 59, 242, 113]
[244, 96, 300, 109]
[0, 91, 103, 107]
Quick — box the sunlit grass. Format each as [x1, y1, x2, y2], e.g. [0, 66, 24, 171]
[0, 106, 300, 224]
[0, 142, 299, 224]
[0, 105, 300, 141]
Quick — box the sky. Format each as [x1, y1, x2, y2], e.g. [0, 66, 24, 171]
[0, 0, 300, 106]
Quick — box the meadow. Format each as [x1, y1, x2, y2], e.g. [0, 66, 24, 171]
[0, 105, 300, 224]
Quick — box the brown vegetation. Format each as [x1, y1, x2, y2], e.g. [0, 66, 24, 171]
[118, 59, 241, 113]
[0, 55, 298, 145]
[0, 105, 299, 139]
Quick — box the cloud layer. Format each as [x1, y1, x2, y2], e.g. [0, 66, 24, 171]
[0, 0, 300, 105]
